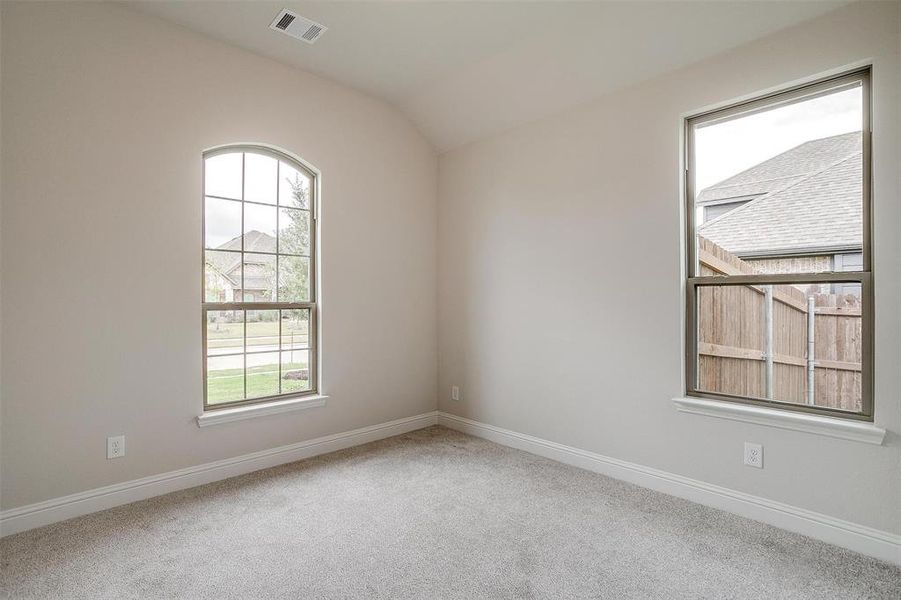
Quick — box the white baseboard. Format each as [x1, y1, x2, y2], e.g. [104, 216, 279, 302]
[0, 411, 439, 537]
[437, 411, 901, 566]
[5, 410, 898, 566]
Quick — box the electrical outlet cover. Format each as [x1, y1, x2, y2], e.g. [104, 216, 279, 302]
[107, 435, 126, 459]
[744, 442, 763, 468]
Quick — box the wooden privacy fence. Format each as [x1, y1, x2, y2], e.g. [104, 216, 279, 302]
[697, 236, 862, 412]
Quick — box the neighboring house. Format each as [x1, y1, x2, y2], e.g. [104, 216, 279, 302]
[205, 230, 276, 302]
[697, 132, 862, 294]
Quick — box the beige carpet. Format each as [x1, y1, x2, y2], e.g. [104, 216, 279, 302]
[1, 426, 899, 599]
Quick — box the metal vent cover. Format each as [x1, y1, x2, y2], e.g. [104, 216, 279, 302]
[269, 9, 327, 44]
[274, 13, 296, 31]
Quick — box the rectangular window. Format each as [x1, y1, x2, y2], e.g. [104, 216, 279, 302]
[685, 68, 872, 420]
[202, 147, 318, 410]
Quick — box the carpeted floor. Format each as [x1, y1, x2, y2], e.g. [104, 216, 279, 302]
[1, 426, 899, 599]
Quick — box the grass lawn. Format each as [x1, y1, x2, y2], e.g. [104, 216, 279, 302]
[207, 361, 309, 405]
[207, 319, 309, 350]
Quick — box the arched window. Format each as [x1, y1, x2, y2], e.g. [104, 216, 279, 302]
[202, 145, 318, 409]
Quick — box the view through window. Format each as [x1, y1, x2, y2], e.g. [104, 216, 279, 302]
[686, 69, 871, 419]
[203, 147, 317, 409]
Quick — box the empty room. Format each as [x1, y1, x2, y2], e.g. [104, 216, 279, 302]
[1, 0, 899, 598]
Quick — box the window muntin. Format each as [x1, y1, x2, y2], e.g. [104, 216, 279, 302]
[685, 69, 872, 420]
[202, 147, 317, 410]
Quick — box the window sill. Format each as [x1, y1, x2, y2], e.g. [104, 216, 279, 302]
[672, 397, 886, 445]
[196, 395, 329, 428]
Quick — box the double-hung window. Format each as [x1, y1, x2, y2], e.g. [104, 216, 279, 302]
[684, 68, 873, 420]
[202, 146, 318, 410]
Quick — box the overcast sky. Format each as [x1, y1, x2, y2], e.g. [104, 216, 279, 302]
[694, 86, 862, 192]
[205, 153, 310, 249]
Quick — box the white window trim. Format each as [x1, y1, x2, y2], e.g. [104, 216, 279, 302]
[682, 68, 874, 422]
[672, 397, 885, 445]
[197, 394, 329, 427]
[201, 143, 323, 414]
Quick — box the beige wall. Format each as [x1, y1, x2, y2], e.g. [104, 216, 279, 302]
[2, 0, 899, 540]
[438, 1, 901, 534]
[0, 2, 437, 509]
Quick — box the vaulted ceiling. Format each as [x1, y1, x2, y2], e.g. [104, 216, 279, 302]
[130, 1, 848, 152]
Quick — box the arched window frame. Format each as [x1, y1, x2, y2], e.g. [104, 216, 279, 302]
[201, 144, 320, 411]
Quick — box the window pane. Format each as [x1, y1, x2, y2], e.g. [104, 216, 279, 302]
[244, 202, 277, 246]
[244, 152, 277, 205]
[242, 253, 276, 302]
[696, 283, 862, 412]
[206, 310, 243, 356]
[278, 208, 310, 256]
[281, 350, 311, 393]
[246, 310, 279, 351]
[279, 161, 311, 208]
[204, 197, 242, 249]
[204, 152, 243, 200]
[204, 250, 241, 302]
[246, 352, 280, 399]
[203, 148, 318, 408]
[692, 82, 863, 276]
[278, 256, 310, 302]
[207, 355, 244, 405]
[281, 309, 310, 350]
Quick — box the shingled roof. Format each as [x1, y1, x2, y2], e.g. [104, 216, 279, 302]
[698, 132, 862, 257]
[215, 230, 276, 254]
[697, 132, 860, 205]
[206, 231, 277, 288]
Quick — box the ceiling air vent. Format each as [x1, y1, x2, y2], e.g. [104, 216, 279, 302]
[269, 9, 327, 44]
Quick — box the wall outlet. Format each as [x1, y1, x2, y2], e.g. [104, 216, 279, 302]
[451, 385, 460, 402]
[743, 442, 763, 468]
[107, 435, 126, 459]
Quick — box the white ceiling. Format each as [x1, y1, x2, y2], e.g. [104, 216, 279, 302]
[129, 1, 848, 152]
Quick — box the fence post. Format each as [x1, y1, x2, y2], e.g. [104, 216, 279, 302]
[765, 285, 774, 400]
[807, 296, 816, 405]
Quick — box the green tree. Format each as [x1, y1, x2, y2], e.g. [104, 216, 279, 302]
[277, 174, 311, 303]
